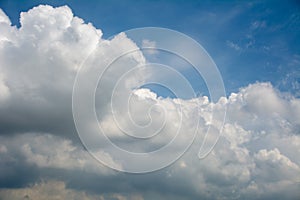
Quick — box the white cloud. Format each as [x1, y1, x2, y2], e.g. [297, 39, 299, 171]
[0, 144, 7, 153]
[0, 74, 10, 102]
[141, 39, 158, 55]
[226, 40, 241, 51]
[0, 5, 299, 200]
[254, 148, 299, 180]
[0, 5, 145, 138]
[0, 133, 119, 175]
[1, 82, 298, 199]
[0, 9, 10, 25]
[250, 20, 266, 30]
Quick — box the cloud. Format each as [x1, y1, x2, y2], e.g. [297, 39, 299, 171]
[0, 180, 144, 200]
[141, 39, 158, 55]
[17, 133, 122, 173]
[0, 133, 119, 192]
[96, 82, 300, 199]
[0, 9, 10, 25]
[226, 40, 241, 51]
[0, 74, 10, 102]
[250, 20, 266, 30]
[1, 83, 299, 199]
[0, 180, 102, 200]
[0, 5, 144, 139]
[0, 5, 299, 200]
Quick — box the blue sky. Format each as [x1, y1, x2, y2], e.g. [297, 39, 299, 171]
[1, 0, 299, 96]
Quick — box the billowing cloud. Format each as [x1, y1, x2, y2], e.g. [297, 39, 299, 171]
[0, 5, 299, 200]
[0, 4, 144, 139]
[0, 133, 120, 173]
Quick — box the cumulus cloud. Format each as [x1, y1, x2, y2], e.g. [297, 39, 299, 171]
[16, 133, 121, 173]
[0, 5, 299, 200]
[0, 5, 144, 138]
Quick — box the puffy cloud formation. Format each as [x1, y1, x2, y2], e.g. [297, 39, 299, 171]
[0, 133, 120, 175]
[0, 5, 101, 137]
[0, 5, 299, 200]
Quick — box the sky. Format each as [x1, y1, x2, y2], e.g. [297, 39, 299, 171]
[0, 0, 299, 200]
[1, 0, 299, 96]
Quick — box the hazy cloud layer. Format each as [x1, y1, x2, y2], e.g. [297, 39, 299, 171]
[0, 5, 299, 200]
